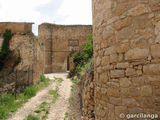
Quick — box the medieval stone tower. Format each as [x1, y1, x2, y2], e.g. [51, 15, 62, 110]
[93, 0, 160, 119]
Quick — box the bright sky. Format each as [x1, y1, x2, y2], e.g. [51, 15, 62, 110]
[0, 0, 92, 35]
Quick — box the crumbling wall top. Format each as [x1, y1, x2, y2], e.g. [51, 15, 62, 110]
[0, 22, 34, 34]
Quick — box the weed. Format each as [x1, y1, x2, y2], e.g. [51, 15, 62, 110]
[34, 110, 41, 113]
[64, 112, 69, 120]
[71, 78, 78, 84]
[24, 85, 39, 98]
[40, 75, 50, 86]
[42, 115, 47, 120]
[65, 112, 69, 117]
[68, 97, 73, 103]
[71, 86, 74, 92]
[40, 102, 47, 109]
[54, 77, 63, 83]
[27, 114, 39, 120]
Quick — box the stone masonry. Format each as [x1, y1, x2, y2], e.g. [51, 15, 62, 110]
[39, 23, 92, 73]
[0, 22, 44, 84]
[93, 0, 160, 119]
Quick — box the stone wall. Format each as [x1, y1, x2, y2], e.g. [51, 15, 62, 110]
[81, 62, 95, 119]
[39, 23, 92, 73]
[9, 33, 44, 84]
[0, 22, 33, 34]
[0, 22, 44, 84]
[93, 0, 160, 119]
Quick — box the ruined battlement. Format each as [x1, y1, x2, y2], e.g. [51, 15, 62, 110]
[39, 23, 92, 73]
[0, 22, 34, 34]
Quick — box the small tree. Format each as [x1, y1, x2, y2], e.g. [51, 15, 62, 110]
[0, 29, 12, 71]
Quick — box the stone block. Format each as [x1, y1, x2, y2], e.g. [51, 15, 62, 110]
[116, 43, 129, 53]
[104, 46, 117, 56]
[96, 56, 101, 67]
[113, 3, 128, 16]
[127, 4, 149, 16]
[110, 70, 125, 78]
[116, 62, 129, 69]
[141, 86, 152, 97]
[122, 98, 139, 107]
[101, 56, 110, 66]
[143, 64, 160, 75]
[151, 44, 160, 58]
[118, 54, 124, 62]
[126, 68, 136, 76]
[102, 26, 114, 40]
[113, 17, 132, 31]
[136, 70, 143, 76]
[131, 77, 145, 87]
[120, 77, 131, 88]
[109, 97, 122, 105]
[125, 48, 149, 60]
[107, 87, 120, 97]
[155, 88, 160, 96]
[110, 54, 118, 63]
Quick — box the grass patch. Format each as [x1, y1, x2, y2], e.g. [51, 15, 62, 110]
[64, 112, 69, 120]
[32, 101, 50, 120]
[68, 97, 73, 103]
[54, 77, 63, 83]
[51, 87, 59, 103]
[27, 114, 39, 120]
[40, 102, 47, 109]
[34, 110, 41, 113]
[0, 75, 50, 120]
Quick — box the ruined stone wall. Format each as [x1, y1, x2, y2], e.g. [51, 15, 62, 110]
[93, 0, 160, 119]
[0, 23, 44, 84]
[0, 22, 33, 34]
[9, 34, 44, 84]
[39, 24, 92, 73]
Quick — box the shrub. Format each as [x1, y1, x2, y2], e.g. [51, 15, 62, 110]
[71, 34, 93, 75]
[0, 29, 12, 71]
[24, 86, 38, 98]
[40, 75, 50, 86]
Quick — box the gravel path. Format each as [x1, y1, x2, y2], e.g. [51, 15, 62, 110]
[46, 73, 72, 120]
[8, 73, 72, 120]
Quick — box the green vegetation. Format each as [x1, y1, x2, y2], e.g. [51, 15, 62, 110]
[10, 50, 21, 73]
[24, 75, 50, 99]
[54, 77, 63, 83]
[69, 34, 93, 77]
[40, 102, 47, 109]
[0, 75, 50, 120]
[49, 87, 59, 103]
[32, 101, 50, 120]
[27, 114, 39, 120]
[0, 29, 12, 71]
[68, 97, 73, 103]
[71, 77, 78, 84]
[0, 29, 22, 73]
[71, 85, 74, 92]
[40, 75, 50, 86]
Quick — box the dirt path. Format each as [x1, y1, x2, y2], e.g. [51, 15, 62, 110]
[46, 73, 72, 120]
[8, 73, 72, 120]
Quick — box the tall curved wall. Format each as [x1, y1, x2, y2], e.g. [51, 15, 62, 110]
[93, 0, 160, 119]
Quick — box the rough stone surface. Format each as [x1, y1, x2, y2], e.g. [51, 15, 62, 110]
[39, 24, 92, 73]
[92, 0, 160, 119]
